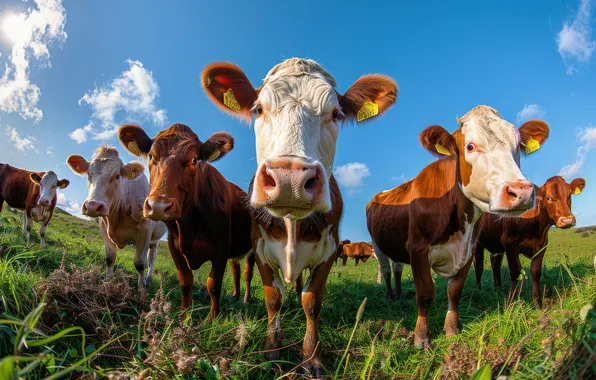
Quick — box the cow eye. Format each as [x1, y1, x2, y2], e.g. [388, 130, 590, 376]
[466, 143, 476, 153]
[546, 196, 552, 201]
[148, 154, 153, 161]
[332, 109, 340, 121]
[254, 104, 263, 115]
[192, 157, 199, 165]
[115, 175, 120, 180]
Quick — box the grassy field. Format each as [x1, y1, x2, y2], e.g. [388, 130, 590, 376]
[0, 206, 595, 379]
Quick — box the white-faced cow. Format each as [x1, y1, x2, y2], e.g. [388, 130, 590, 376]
[368, 106, 549, 348]
[0, 164, 69, 248]
[66, 147, 166, 296]
[201, 58, 397, 375]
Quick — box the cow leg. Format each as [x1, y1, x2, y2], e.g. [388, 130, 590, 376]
[374, 244, 394, 300]
[377, 263, 382, 284]
[301, 256, 334, 376]
[444, 256, 473, 337]
[133, 229, 151, 302]
[473, 244, 484, 289]
[410, 245, 434, 349]
[23, 210, 33, 245]
[243, 253, 255, 304]
[392, 262, 404, 298]
[206, 260, 226, 322]
[341, 255, 347, 266]
[355, 257, 360, 266]
[491, 253, 504, 288]
[145, 241, 159, 287]
[39, 221, 49, 250]
[506, 245, 522, 304]
[255, 254, 284, 360]
[99, 219, 117, 280]
[230, 259, 241, 300]
[294, 272, 304, 300]
[530, 249, 545, 308]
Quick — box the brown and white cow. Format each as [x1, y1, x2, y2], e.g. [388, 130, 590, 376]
[66, 147, 167, 296]
[0, 164, 69, 249]
[339, 241, 375, 266]
[118, 123, 255, 319]
[201, 58, 397, 375]
[368, 106, 549, 348]
[474, 175, 585, 307]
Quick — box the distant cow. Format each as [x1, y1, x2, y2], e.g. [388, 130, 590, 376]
[118, 123, 255, 319]
[0, 164, 69, 249]
[474, 176, 585, 307]
[334, 239, 351, 264]
[339, 242, 375, 266]
[66, 147, 166, 297]
[368, 106, 549, 348]
[201, 58, 397, 375]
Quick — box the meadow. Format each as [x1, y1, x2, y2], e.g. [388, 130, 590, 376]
[0, 206, 594, 379]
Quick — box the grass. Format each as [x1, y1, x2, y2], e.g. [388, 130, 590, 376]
[0, 205, 595, 379]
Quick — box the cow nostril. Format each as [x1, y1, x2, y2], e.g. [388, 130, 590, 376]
[506, 187, 518, 201]
[96, 204, 105, 214]
[304, 177, 316, 191]
[263, 169, 276, 190]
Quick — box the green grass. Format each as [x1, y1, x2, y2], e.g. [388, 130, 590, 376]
[0, 205, 595, 379]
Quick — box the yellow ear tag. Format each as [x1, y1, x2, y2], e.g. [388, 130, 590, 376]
[574, 187, 582, 195]
[208, 150, 221, 162]
[356, 99, 379, 122]
[525, 137, 541, 154]
[128, 141, 141, 156]
[223, 88, 241, 113]
[435, 143, 451, 156]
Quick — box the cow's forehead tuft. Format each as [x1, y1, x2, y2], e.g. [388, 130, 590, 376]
[263, 58, 337, 88]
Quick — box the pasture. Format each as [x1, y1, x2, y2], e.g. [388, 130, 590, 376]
[0, 205, 594, 379]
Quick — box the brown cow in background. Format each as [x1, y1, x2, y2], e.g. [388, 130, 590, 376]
[339, 242, 375, 266]
[334, 239, 351, 264]
[474, 176, 585, 307]
[0, 164, 69, 249]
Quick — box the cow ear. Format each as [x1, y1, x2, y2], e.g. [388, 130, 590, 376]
[199, 132, 235, 162]
[30, 173, 42, 184]
[201, 63, 258, 122]
[519, 120, 549, 155]
[57, 179, 70, 189]
[419, 125, 457, 157]
[570, 178, 586, 195]
[66, 155, 90, 175]
[121, 161, 145, 180]
[339, 75, 398, 123]
[118, 124, 153, 157]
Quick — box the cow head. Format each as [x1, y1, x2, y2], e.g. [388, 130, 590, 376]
[66, 147, 145, 217]
[539, 176, 585, 228]
[419, 106, 549, 215]
[29, 171, 69, 207]
[118, 123, 235, 221]
[201, 58, 397, 219]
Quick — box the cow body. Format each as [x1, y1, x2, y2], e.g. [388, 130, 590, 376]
[339, 241, 375, 266]
[118, 123, 254, 319]
[368, 106, 549, 348]
[474, 176, 585, 307]
[201, 58, 397, 375]
[66, 148, 166, 297]
[0, 164, 69, 248]
[334, 239, 351, 264]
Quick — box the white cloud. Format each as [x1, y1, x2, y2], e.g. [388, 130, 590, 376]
[73, 59, 167, 142]
[46, 146, 53, 156]
[559, 125, 596, 178]
[5, 127, 38, 152]
[516, 104, 546, 124]
[56, 192, 83, 217]
[0, 0, 67, 121]
[334, 162, 371, 188]
[556, 0, 596, 75]
[391, 174, 407, 183]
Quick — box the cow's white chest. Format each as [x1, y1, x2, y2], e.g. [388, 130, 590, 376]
[257, 225, 336, 283]
[429, 221, 474, 278]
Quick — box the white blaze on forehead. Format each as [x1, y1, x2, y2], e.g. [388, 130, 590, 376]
[459, 106, 520, 150]
[38, 171, 58, 203]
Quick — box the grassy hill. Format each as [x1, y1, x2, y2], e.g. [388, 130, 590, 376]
[0, 206, 595, 379]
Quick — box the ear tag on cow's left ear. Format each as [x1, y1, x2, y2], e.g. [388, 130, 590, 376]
[574, 187, 582, 195]
[223, 88, 241, 113]
[435, 143, 451, 156]
[357, 99, 379, 122]
[208, 150, 221, 162]
[525, 137, 540, 154]
[128, 141, 141, 156]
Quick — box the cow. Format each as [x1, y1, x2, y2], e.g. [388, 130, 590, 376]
[339, 241, 375, 266]
[474, 176, 585, 307]
[200, 58, 397, 375]
[0, 164, 70, 249]
[66, 147, 167, 297]
[334, 239, 351, 264]
[117, 123, 255, 319]
[367, 106, 549, 348]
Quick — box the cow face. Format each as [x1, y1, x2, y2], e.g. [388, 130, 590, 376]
[201, 58, 397, 219]
[66, 147, 144, 218]
[540, 176, 585, 228]
[118, 123, 235, 221]
[29, 171, 69, 207]
[420, 106, 549, 215]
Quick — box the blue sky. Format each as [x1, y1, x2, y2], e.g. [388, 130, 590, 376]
[1, 0, 596, 242]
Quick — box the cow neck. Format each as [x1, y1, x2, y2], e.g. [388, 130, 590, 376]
[443, 156, 480, 227]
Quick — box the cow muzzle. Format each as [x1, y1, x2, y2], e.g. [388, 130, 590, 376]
[251, 157, 329, 219]
[82, 200, 108, 217]
[556, 215, 576, 229]
[493, 180, 535, 214]
[144, 197, 180, 220]
[37, 198, 51, 207]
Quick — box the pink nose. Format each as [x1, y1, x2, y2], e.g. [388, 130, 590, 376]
[82, 201, 108, 217]
[556, 216, 576, 229]
[144, 197, 178, 220]
[38, 199, 51, 206]
[500, 180, 535, 211]
[253, 158, 325, 211]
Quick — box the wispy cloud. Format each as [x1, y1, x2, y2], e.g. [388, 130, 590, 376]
[516, 104, 546, 124]
[559, 124, 596, 178]
[334, 162, 371, 196]
[46, 146, 53, 156]
[56, 192, 83, 218]
[0, 0, 67, 121]
[5, 127, 38, 152]
[72, 59, 167, 142]
[556, 0, 596, 75]
[391, 174, 407, 183]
